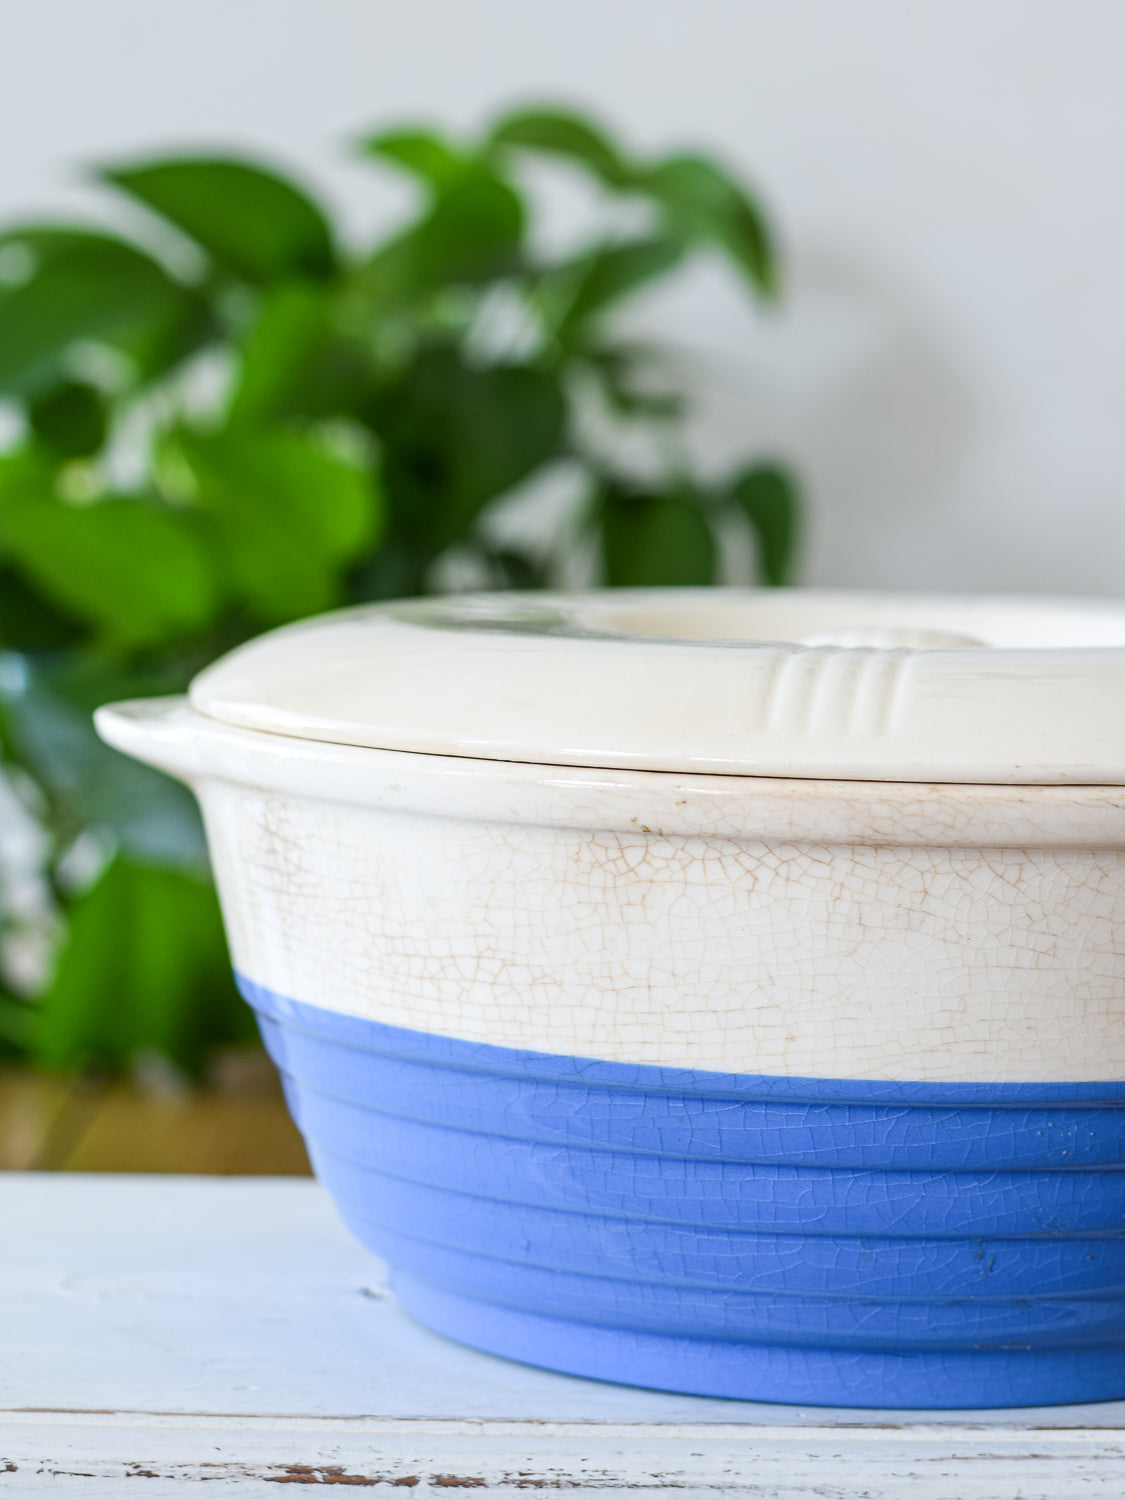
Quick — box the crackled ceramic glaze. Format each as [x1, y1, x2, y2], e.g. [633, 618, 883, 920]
[95, 589, 1125, 1409]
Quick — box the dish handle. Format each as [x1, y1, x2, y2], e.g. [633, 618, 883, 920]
[95, 697, 207, 785]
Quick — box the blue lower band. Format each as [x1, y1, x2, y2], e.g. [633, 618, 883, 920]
[242, 976, 1125, 1408]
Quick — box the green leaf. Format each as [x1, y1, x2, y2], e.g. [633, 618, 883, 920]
[728, 463, 800, 586]
[228, 283, 326, 423]
[644, 154, 776, 296]
[28, 382, 107, 458]
[0, 454, 92, 648]
[549, 237, 684, 342]
[487, 107, 634, 188]
[227, 282, 370, 424]
[0, 229, 201, 396]
[178, 427, 381, 622]
[410, 168, 524, 286]
[0, 994, 34, 1055]
[0, 566, 85, 650]
[29, 857, 253, 1074]
[361, 128, 469, 187]
[600, 483, 716, 586]
[358, 168, 523, 302]
[346, 535, 430, 604]
[102, 158, 336, 284]
[375, 346, 566, 555]
[0, 479, 219, 649]
[0, 653, 207, 868]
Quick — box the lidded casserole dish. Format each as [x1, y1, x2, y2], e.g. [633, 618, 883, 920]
[98, 588, 1125, 1409]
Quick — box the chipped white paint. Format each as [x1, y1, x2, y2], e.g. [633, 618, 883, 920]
[98, 697, 1125, 1083]
[3, 1175, 1124, 1496]
[187, 588, 1125, 782]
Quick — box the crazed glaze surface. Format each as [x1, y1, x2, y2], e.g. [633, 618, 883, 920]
[205, 788, 1125, 1082]
[93, 689, 1125, 1408]
[246, 980, 1125, 1408]
[97, 699, 1125, 1083]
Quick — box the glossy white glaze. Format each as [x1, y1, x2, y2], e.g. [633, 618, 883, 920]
[97, 699, 1125, 1083]
[189, 589, 1125, 783]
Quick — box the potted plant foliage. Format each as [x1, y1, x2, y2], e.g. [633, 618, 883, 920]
[0, 106, 797, 1073]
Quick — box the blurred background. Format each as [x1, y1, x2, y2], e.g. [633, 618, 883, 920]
[7, 0, 1125, 594]
[2, 0, 1124, 1172]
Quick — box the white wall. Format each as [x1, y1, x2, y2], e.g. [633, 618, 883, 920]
[3, 0, 1124, 595]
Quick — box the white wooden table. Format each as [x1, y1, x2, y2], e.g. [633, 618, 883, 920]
[2, 1175, 1125, 1497]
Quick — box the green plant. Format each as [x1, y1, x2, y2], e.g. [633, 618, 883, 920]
[0, 105, 799, 1075]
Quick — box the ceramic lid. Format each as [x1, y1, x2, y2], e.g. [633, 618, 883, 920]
[188, 588, 1125, 784]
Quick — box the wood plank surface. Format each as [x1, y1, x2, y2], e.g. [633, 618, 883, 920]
[2, 1174, 1124, 1497]
[0, 1070, 82, 1171]
[0, 1058, 309, 1174]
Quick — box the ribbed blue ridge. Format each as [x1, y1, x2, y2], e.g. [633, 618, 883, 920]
[240, 976, 1125, 1409]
